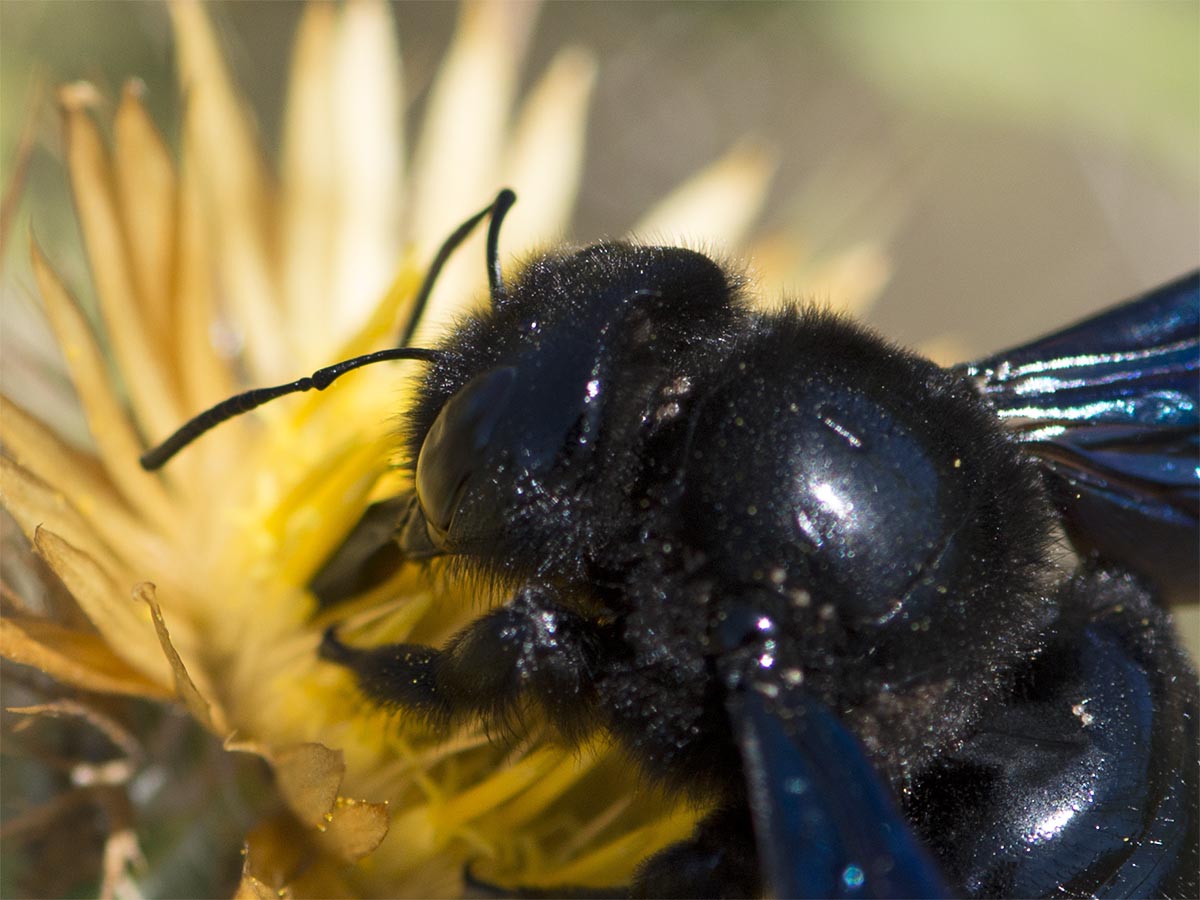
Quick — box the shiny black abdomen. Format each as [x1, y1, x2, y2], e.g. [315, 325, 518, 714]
[907, 567, 1198, 898]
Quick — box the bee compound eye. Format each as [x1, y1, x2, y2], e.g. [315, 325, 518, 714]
[415, 367, 517, 535]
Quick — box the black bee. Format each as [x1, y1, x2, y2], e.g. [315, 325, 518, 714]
[142, 191, 1199, 899]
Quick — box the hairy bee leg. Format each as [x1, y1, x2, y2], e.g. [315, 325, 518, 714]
[321, 584, 602, 735]
[630, 805, 759, 899]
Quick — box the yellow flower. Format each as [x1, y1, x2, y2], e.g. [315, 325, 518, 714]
[1, 2, 890, 897]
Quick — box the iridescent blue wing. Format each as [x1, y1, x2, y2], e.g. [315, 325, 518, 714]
[724, 676, 948, 898]
[958, 271, 1199, 601]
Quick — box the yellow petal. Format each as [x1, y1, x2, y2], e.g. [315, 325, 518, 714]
[1175, 604, 1200, 662]
[633, 139, 778, 249]
[0, 616, 172, 699]
[1, 286, 94, 448]
[757, 143, 909, 316]
[410, 0, 537, 244]
[166, 146, 248, 501]
[315, 585, 436, 655]
[487, 743, 597, 829]
[171, 0, 285, 379]
[408, 0, 540, 344]
[278, 0, 405, 360]
[433, 747, 558, 833]
[60, 85, 183, 438]
[377, 750, 555, 874]
[535, 807, 697, 888]
[760, 238, 893, 318]
[174, 140, 238, 415]
[136, 581, 228, 735]
[1, 455, 128, 579]
[280, 261, 425, 456]
[114, 80, 178, 349]
[33, 527, 170, 685]
[296, 260, 421, 397]
[917, 333, 972, 368]
[503, 47, 597, 250]
[265, 434, 394, 589]
[329, 0, 404, 341]
[0, 396, 160, 559]
[30, 242, 177, 532]
[281, 1, 338, 367]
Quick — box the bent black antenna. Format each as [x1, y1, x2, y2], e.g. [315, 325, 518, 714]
[142, 189, 519, 471]
[397, 187, 518, 347]
[139, 347, 443, 470]
[485, 188, 517, 304]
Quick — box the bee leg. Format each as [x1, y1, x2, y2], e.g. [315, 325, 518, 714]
[309, 495, 411, 607]
[630, 805, 759, 899]
[320, 583, 601, 736]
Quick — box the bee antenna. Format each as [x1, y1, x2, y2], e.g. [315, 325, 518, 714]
[398, 188, 518, 347]
[139, 347, 443, 471]
[486, 188, 517, 305]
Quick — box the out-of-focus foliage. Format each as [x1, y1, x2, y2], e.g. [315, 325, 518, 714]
[822, 1, 1199, 184]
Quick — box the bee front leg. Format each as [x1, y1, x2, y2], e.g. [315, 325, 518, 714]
[320, 584, 602, 738]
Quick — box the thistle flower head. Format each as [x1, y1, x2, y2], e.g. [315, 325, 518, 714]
[1, 3, 890, 896]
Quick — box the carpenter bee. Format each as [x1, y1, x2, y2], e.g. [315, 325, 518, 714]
[142, 190, 1199, 899]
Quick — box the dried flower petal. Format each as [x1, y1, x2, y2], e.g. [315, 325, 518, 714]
[328, 0, 405, 338]
[29, 245, 177, 530]
[0, 398, 154, 553]
[1, 618, 172, 699]
[113, 80, 177, 349]
[2, 455, 126, 573]
[502, 47, 597, 250]
[316, 796, 389, 863]
[60, 86, 183, 438]
[136, 582, 227, 735]
[32, 529, 169, 684]
[170, 0, 283, 379]
[271, 742, 346, 827]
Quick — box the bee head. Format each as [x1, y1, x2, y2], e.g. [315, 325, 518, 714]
[401, 242, 742, 581]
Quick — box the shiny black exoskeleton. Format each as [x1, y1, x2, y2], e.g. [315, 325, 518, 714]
[142, 192, 1199, 898]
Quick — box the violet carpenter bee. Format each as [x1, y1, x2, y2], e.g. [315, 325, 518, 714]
[142, 190, 1199, 898]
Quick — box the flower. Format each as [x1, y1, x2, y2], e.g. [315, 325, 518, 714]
[1, 2, 890, 897]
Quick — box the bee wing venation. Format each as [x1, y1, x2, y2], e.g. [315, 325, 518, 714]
[960, 270, 1199, 596]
